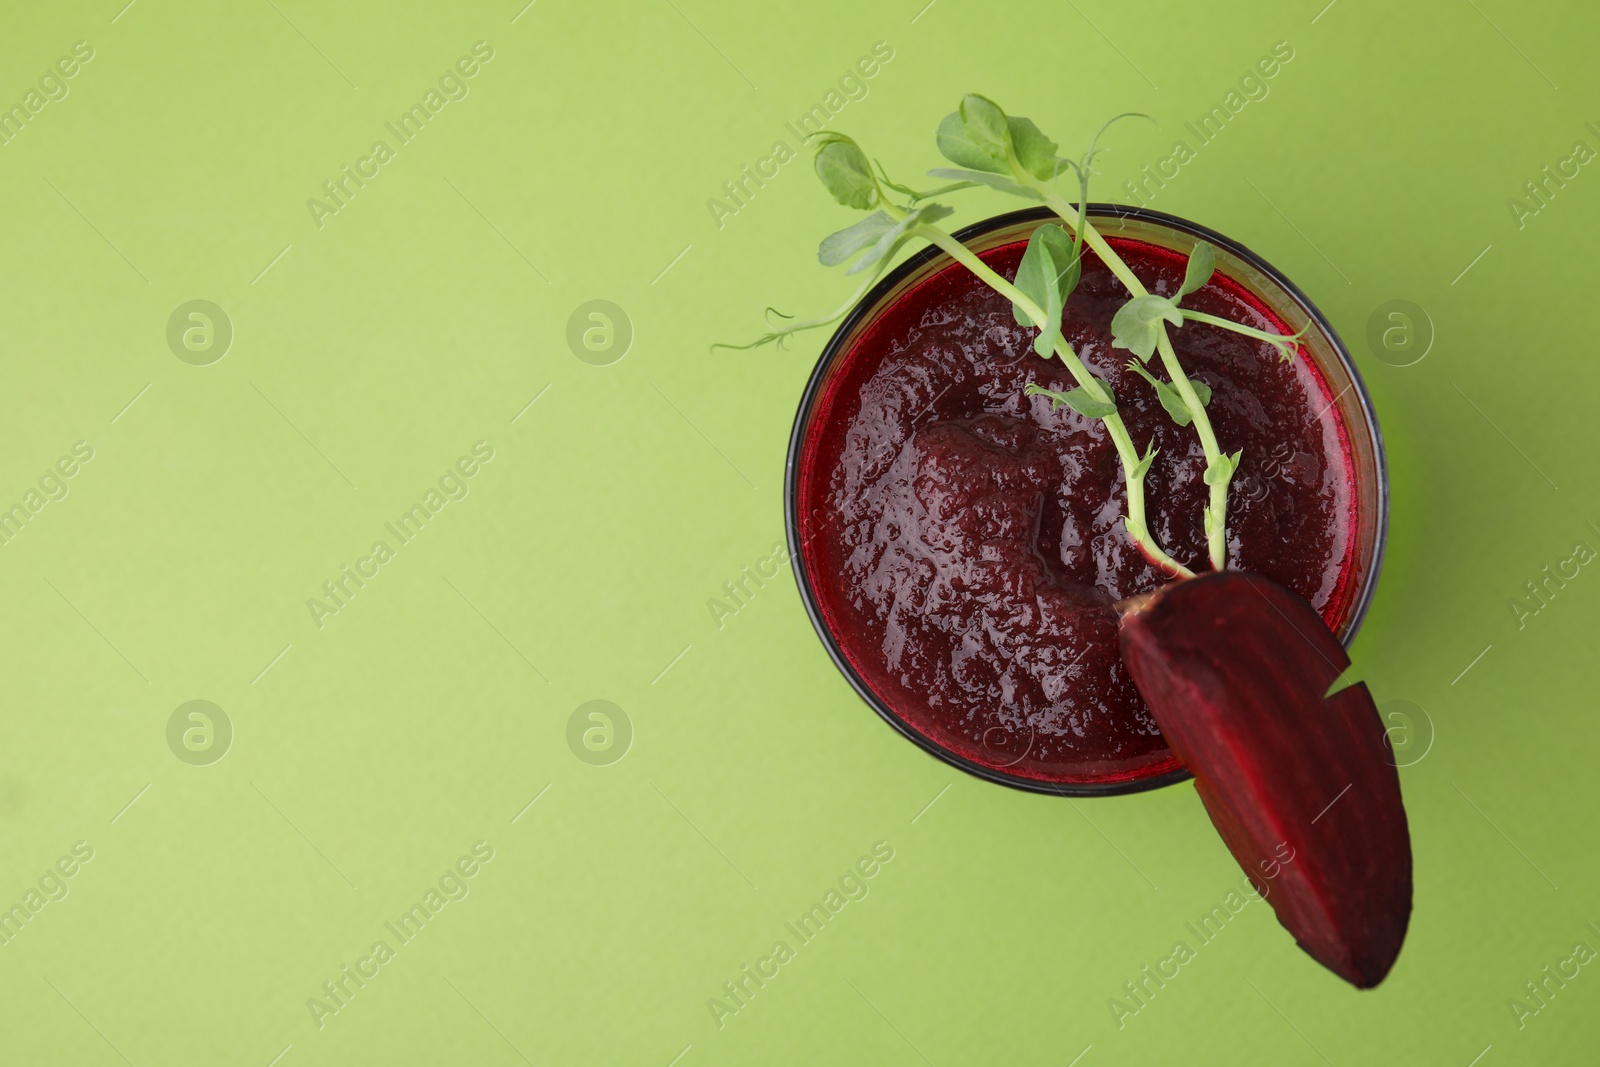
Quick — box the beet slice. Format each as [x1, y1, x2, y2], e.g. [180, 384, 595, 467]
[1119, 571, 1412, 988]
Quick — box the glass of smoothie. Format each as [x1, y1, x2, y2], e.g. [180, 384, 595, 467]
[786, 205, 1387, 795]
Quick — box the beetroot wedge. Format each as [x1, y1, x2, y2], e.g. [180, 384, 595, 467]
[1119, 571, 1412, 988]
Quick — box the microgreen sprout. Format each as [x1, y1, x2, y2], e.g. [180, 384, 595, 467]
[918, 96, 1253, 569]
[722, 97, 1307, 577]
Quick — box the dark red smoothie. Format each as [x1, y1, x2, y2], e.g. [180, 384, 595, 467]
[794, 232, 1361, 787]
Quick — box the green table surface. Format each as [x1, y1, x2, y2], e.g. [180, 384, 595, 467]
[1, 0, 1595, 1063]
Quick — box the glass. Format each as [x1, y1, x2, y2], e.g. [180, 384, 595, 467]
[784, 204, 1388, 795]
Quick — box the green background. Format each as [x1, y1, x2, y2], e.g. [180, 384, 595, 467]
[0, 0, 1594, 1063]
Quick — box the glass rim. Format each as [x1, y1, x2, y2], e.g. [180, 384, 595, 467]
[783, 203, 1390, 798]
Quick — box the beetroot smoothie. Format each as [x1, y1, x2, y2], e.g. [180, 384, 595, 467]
[793, 228, 1362, 787]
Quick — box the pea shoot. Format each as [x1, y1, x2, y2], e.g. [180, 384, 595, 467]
[720, 96, 1307, 575]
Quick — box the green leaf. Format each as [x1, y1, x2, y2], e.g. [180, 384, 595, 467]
[812, 134, 878, 210]
[1024, 379, 1116, 419]
[845, 228, 904, 276]
[1203, 450, 1242, 487]
[925, 168, 1043, 200]
[1024, 230, 1075, 355]
[1011, 224, 1082, 354]
[1178, 242, 1215, 300]
[1110, 295, 1183, 360]
[1062, 385, 1117, 420]
[1013, 227, 1062, 335]
[1007, 116, 1060, 180]
[1039, 224, 1082, 302]
[1126, 362, 1189, 425]
[1129, 441, 1158, 482]
[936, 112, 1008, 174]
[818, 211, 895, 267]
[1126, 363, 1211, 426]
[959, 94, 1011, 158]
[844, 203, 953, 275]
